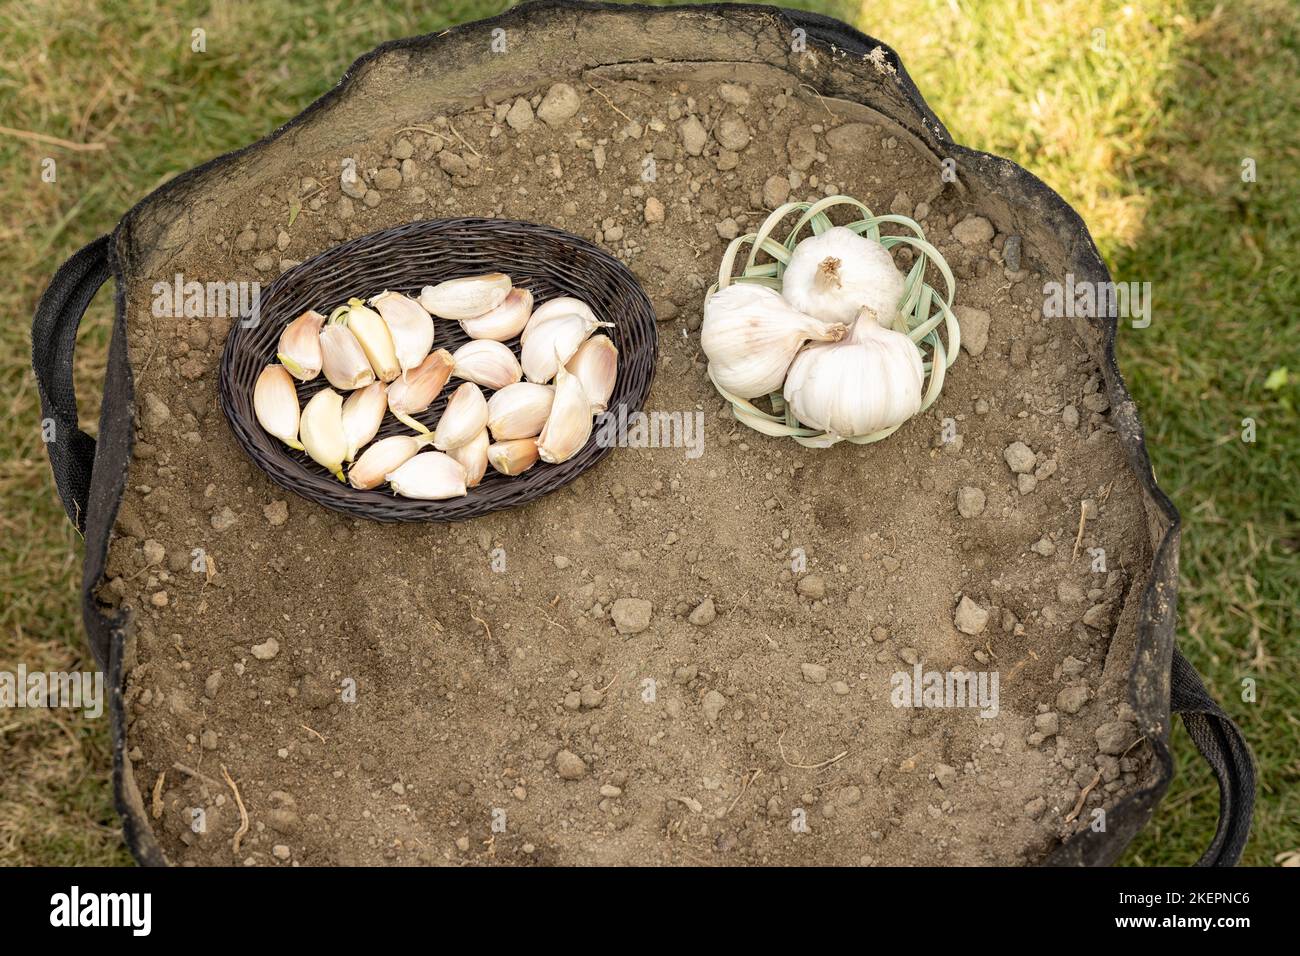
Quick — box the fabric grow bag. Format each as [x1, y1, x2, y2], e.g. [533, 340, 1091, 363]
[31, 1, 1253, 866]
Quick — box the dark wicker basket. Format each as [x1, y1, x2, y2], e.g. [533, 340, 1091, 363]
[218, 217, 658, 521]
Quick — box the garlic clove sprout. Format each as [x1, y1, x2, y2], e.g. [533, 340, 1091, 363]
[254, 364, 303, 450]
[348, 434, 430, 490]
[299, 387, 349, 481]
[330, 298, 401, 382]
[781, 226, 906, 325]
[523, 296, 597, 345]
[520, 312, 613, 384]
[419, 273, 511, 320]
[449, 427, 489, 488]
[565, 334, 618, 413]
[320, 323, 376, 391]
[385, 451, 468, 500]
[701, 283, 847, 399]
[487, 438, 540, 476]
[433, 382, 489, 451]
[486, 381, 554, 441]
[536, 363, 593, 464]
[387, 348, 454, 433]
[340, 381, 387, 462]
[277, 310, 326, 381]
[369, 290, 434, 378]
[452, 339, 523, 390]
[782, 306, 924, 440]
[460, 287, 533, 341]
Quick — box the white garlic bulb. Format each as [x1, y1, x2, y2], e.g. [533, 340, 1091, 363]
[449, 428, 489, 488]
[452, 340, 523, 390]
[565, 334, 618, 413]
[369, 290, 434, 378]
[419, 273, 511, 320]
[781, 226, 906, 325]
[487, 381, 554, 441]
[277, 310, 325, 382]
[254, 364, 303, 450]
[433, 382, 489, 451]
[782, 307, 924, 440]
[299, 387, 348, 481]
[340, 381, 387, 462]
[460, 288, 533, 341]
[701, 283, 847, 399]
[536, 364, 593, 464]
[520, 312, 612, 384]
[332, 299, 400, 382]
[386, 451, 467, 500]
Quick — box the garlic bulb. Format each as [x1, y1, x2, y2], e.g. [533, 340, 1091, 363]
[387, 348, 454, 433]
[520, 312, 612, 384]
[254, 364, 303, 450]
[565, 334, 618, 413]
[486, 381, 554, 441]
[433, 382, 489, 451]
[452, 340, 523, 390]
[449, 428, 489, 488]
[348, 434, 429, 490]
[341, 381, 387, 462]
[782, 226, 906, 325]
[523, 296, 597, 344]
[299, 387, 348, 481]
[320, 323, 376, 391]
[701, 283, 847, 398]
[487, 438, 540, 476]
[419, 273, 511, 320]
[460, 288, 533, 341]
[277, 310, 325, 381]
[386, 451, 467, 500]
[369, 290, 434, 378]
[331, 299, 400, 382]
[783, 307, 924, 439]
[536, 364, 593, 464]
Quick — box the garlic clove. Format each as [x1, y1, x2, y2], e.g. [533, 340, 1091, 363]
[536, 363, 593, 464]
[299, 387, 348, 481]
[348, 434, 429, 490]
[522, 296, 596, 345]
[320, 324, 376, 391]
[341, 381, 387, 462]
[331, 299, 400, 382]
[520, 312, 613, 384]
[433, 382, 489, 451]
[460, 287, 533, 341]
[254, 364, 303, 450]
[419, 273, 511, 320]
[486, 381, 554, 441]
[449, 427, 489, 488]
[781, 226, 906, 325]
[701, 283, 846, 399]
[369, 290, 434, 377]
[452, 339, 523, 390]
[387, 348, 454, 433]
[277, 310, 326, 381]
[487, 438, 540, 476]
[565, 334, 618, 413]
[386, 451, 468, 499]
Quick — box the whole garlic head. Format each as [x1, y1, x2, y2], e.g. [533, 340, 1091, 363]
[782, 226, 906, 326]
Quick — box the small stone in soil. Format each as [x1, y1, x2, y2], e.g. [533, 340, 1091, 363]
[610, 597, 652, 634]
[688, 598, 716, 626]
[954, 595, 989, 635]
[555, 749, 587, 780]
[702, 689, 726, 722]
[956, 486, 986, 518]
[1003, 441, 1037, 474]
[952, 216, 994, 246]
[800, 662, 828, 684]
[251, 637, 280, 661]
[954, 306, 991, 357]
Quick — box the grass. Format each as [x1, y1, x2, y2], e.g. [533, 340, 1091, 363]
[0, 0, 1294, 866]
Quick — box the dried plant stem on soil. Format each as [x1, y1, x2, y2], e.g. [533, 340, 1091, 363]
[221, 764, 249, 857]
[777, 732, 849, 771]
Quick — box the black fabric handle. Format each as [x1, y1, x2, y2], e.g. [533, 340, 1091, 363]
[1170, 647, 1256, 866]
[31, 236, 112, 533]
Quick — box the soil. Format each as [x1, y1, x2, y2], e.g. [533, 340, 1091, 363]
[104, 71, 1155, 866]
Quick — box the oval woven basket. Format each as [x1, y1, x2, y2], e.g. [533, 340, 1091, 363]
[218, 217, 658, 521]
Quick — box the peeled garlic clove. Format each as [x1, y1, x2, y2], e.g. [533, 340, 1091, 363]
[320, 324, 376, 391]
[386, 451, 467, 500]
[781, 226, 906, 325]
[299, 387, 348, 481]
[486, 381, 554, 441]
[277, 310, 325, 381]
[520, 312, 612, 384]
[419, 273, 511, 320]
[487, 438, 540, 476]
[387, 348, 454, 432]
[433, 382, 489, 451]
[452, 339, 523, 390]
[536, 364, 593, 464]
[449, 428, 489, 488]
[348, 434, 429, 490]
[523, 296, 596, 345]
[332, 299, 400, 382]
[341, 381, 387, 462]
[565, 334, 618, 413]
[460, 287, 533, 341]
[254, 364, 303, 450]
[701, 283, 847, 399]
[369, 290, 434, 377]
